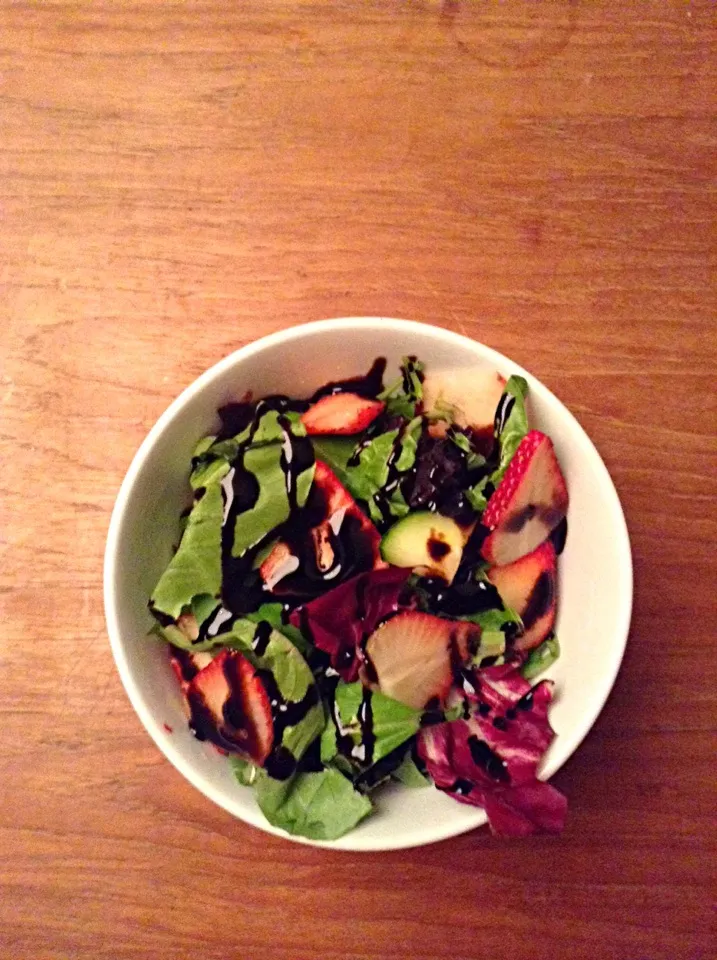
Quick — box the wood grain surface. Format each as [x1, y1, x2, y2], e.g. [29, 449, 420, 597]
[1, 2, 715, 958]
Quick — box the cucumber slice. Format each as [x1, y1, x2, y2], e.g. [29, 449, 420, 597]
[380, 511, 465, 583]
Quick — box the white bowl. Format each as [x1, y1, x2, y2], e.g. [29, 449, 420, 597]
[104, 318, 632, 851]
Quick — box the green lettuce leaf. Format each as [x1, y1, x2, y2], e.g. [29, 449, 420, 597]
[310, 436, 355, 487]
[313, 416, 421, 523]
[459, 603, 522, 634]
[190, 436, 244, 490]
[332, 683, 422, 766]
[449, 428, 487, 471]
[521, 634, 561, 679]
[492, 375, 529, 485]
[245, 603, 311, 657]
[227, 619, 325, 764]
[378, 356, 425, 419]
[229, 755, 259, 786]
[471, 629, 506, 666]
[255, 766, 372, 841]
[150, 483, 223, 619]
[391, 753, 431, 788]
[232, 412, 314, 557]
[344, 429, 398, 502]
[190, 457, 231, 491]
[466, 375, 529, 510]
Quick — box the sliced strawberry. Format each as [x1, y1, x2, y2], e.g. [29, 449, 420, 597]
[186, 649, 274, 764]
[487, 541, 557, 652]
[169, 647, 214, 702]
[424, 370, 506, 445]
[481, 430, 568, 566]
[363, 611, 481, 710]
[300, 392, 385, 435]
[259, 460, 385, 593]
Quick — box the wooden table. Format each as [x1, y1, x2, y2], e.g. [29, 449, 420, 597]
[1, 3, 715, 958]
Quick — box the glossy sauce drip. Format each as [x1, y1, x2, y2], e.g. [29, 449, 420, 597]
[370, 424, 419, 528]
[216, 395, 304, 443]
[270, 491, 376, 598]
[357, 688, 376, 766]
[419, 572, 503, 618]
[220, 461, 265, 614]
[196, 605, 237, 644]
[310, 357, 387, 402]
[278, 414, 315, 513]
[353, 742, 410, 793]
[549, 516, 568, 555]
[494, 392, 516, 435]
[441, 778, 475, 797]
[467, 735, 510, 783]
[251, 620, 273, 657]
[256, 668, 320, 780]
[516, 687, 536, 711]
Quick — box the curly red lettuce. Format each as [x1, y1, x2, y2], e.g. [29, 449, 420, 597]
[418, 664, 567, 837]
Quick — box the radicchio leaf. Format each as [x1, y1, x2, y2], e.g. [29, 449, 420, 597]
[418, 663, 566, 837]
[289, 566, 411, 681]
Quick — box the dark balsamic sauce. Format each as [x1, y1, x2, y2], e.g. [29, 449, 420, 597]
[418, 570, 502, 618]
[252, 620, 273, 657]
[467, 735, 510, 783]
[440, 778, 475, 797]
[296, 737, 325, 774]
[521, 571, 554, 630]
[516, 688, 535, 712]
[357, 688, 376, 766]
[215, 401, 255, 441]
[264, 746, 297, 781]
[278, 414, 315, 513]
[148, 602, 176, 628]
[427, 537, 451, 561]
[170, 646, 201, 683]
[353, 749, 399, 792]
[494, 393, 516, 435]
[256, 667, 320, 780]
[310, 357, 387, 402]
[549, 516, 568, 555]
[216, 395, 306, 442]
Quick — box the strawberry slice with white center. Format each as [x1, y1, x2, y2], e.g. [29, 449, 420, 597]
[186, 648, 274, 764]
[487, 541, 557, 652]
[423, 369, 506, 447]
[300, 392, 385, 435]
[481, 430, 568, 566]
[363, 611, 481, 710]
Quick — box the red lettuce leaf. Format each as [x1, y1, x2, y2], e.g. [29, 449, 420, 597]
[289, 566, 411, 681]
[419, 663, 566, 837]
[483, 782, 567, 837]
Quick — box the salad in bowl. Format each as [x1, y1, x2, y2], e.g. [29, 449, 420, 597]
[147, 355, 570, 841]
[105, 318, 632, 850]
